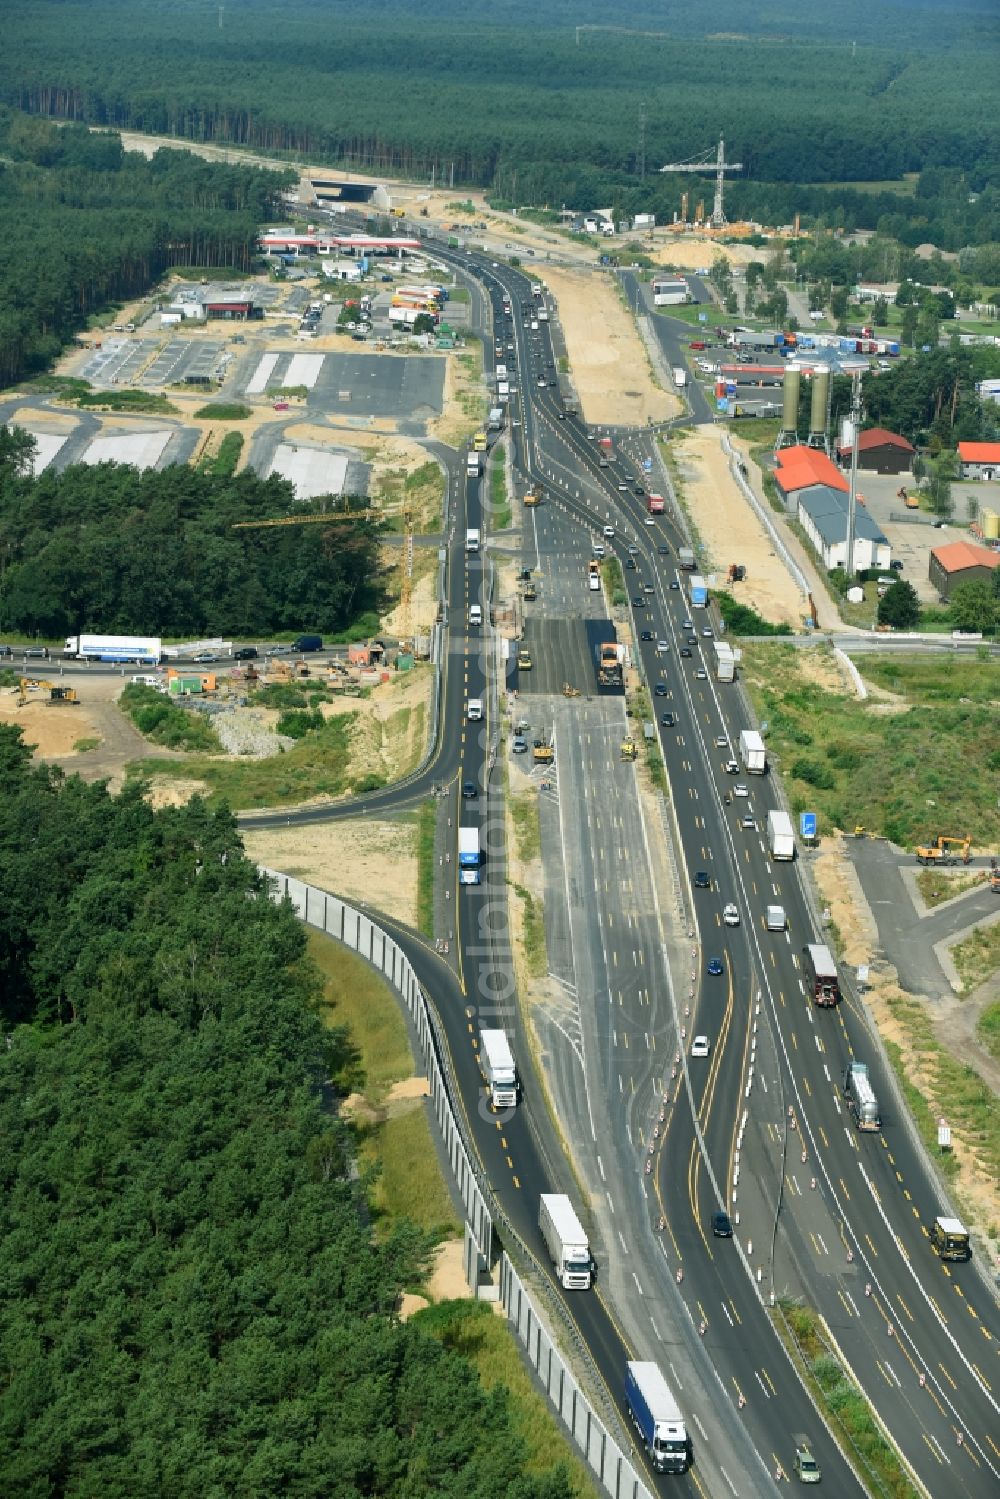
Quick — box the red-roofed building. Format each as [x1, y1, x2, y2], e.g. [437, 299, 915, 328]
[836, 427, 915, 475]
[957, 442, 1000, 480]
[928, 540, 1000, 598]
[774, 445, 849, 502]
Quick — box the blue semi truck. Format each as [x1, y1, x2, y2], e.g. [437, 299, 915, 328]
[625, 1361, 688, 1474]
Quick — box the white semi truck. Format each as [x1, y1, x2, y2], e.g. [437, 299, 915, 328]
[538, 1194, 592, 1289]
[480, 1029, 518, 1108]
[767, 809, 795, 860]
[64, 634, 161, 665]
[458, 827, 481, 886]
[738, 728, 766, 773]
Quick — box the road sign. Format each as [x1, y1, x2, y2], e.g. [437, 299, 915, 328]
[800, 812, 817, 839]
[698, 311, 708, 322]
[938, 1119, 952, 1149]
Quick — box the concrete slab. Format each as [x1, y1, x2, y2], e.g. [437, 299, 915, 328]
[80, 431, 173, 470]
[23, 432, 69, 474]
[267, 444, 349, 499]
[246, 352, 280, 395]
[282, 354, 325, 389]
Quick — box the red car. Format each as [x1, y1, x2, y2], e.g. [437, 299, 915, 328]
[689, 340, 706, 350]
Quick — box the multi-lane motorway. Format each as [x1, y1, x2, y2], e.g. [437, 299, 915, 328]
[229, 226, 1000, 1494]
[431, 244, 1000, 1495]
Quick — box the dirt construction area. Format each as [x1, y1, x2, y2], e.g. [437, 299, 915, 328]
[540, 266, 680, 429]
[242, 816, 419, 932]
[670, 426, 805, 629]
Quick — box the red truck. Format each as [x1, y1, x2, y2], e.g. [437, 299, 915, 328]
[647, 493, 665, 514]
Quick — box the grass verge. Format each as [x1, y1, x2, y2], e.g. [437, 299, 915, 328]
[365, 1107, 460, 1240]
[416, 797, 437, 939]
[509, 794, 541, 863]
[915, 868, 987, 909]
[511, 882, 546, 977]
[73, 737, 100, 753]
[950, 918, 1000, 995]
[308, 928, 413, 1101]
[978, 1003, 1000, 1062]
[772, 1299, 919, 1498]
[738, 644, 1000, 845]
[414, 1301, 600, 1499]
[490, 444, 511, 529]
[879, 985, 1000, 1207]
[201, 430, 244, 475]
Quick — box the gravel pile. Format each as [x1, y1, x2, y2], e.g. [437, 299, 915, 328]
[213, 708, 294, 759]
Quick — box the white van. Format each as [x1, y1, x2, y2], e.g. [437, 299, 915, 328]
[467, 698, 483, 721]
[765, 904, 787, 931]
[469, 604, 482, 627]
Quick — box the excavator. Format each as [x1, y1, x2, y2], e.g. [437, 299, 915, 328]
[18, 678, 80, 707]
[915, 835, 972, 866]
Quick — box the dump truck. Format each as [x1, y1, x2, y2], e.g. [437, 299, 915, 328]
[538, 1194, 591, 1289]
[458, 827, 481, 886]
[803, 943, 840, 1006]
[625, 1362, 688, 1474]
[739, 729, 766, 774]
[524, 484, 543, 507]
[595, 640, 624, 689]
[931, 1215, 970, 1261]
[767, 809, 795, 860]
[533, 740, 554, 765]
[647, 493, 665, 514]
[480, 1029, 518, 1108]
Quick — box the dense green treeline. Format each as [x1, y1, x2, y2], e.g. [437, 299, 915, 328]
[0, 110, 291, 387]
[0, 734, 574, 1497]
[3, 2, 998, 246]
[0, 437, 382, 638]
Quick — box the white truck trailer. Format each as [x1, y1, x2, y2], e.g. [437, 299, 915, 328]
[672, 366, 688, 389]
[538, 1194, 591, 1289]
[713, 641, 736, 681]
[465, 528, 480, 553]
[458, 826, 481, 886]
[480, 1029, 518, 1108]
[64, 634, 161, 665]
[738, 728, 766, 773]
[767, 809, 795, 860]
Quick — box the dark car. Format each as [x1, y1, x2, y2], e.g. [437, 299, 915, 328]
[0, 644, 12, 659]
[634, 485, 645, 496]
[670, 579, 680, 589]
[890, 559, 904, 571]
[294, 634, 323, 652]
[234, 646, 258, 661]
[661, 711, 676, 727]
[658, 544, 670, 555]
[680, 646, 693, 658]
[640, 629, 654, 642]
[712, 1210, 733, 1238]
[694, 871, 711, 889]
[633, 594, 646, 607]
[654, 683, 668, 696]
[707, 957, 724, 976]
[462, 781, 478, 799]
[625, 558, 637, 570]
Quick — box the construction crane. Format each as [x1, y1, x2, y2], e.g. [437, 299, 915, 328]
[232, 508, 373, 531]
[659, 134, 743, 228]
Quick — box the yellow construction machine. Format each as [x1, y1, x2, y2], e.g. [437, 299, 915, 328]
[18, 678, 80, 706]
[915, 835, 972, 866]
[620, 738, 638, 762]
[561, 683, 580, 698]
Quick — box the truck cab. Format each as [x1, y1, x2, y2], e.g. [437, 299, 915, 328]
[931, 1215, 970, 1261]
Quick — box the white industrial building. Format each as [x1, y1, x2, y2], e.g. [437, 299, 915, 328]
[797, 486, 890, 572]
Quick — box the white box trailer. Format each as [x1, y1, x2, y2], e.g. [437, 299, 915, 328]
[64, 634, 161, 665]
[480, 1029, 518, 1108]
[767, 809, 795, 860]
[739, 729, 766, 774]
[713, 641, 736, 681]
[538, 1194, 591, 1289]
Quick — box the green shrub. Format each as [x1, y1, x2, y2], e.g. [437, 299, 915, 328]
[791, 757, 836, 789]
[276, 707, 325, 738]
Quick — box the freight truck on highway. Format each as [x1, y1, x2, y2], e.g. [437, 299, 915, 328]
[803, 943, 840, 1005]
[844, 1063, 880, 1130]
[767, 809, 795, 860]
[538, 1194, 592, 1289]
[465, 528, 480, 553]
[713, 641, 736, 681]
[688, 573, 708, 607]
[64, 634, 161, 665]
[671, 366, 688, 389]
[678, 546, 696, 571]
[739, 729, 766, 774]
[624, 1362, 688, 1474]
[458, 826, 481, 886]
[467, 451, 482, 477]
[479, 1029, 518, 1109]
[647, 493, 665, 514]
[595, 640, 624, 689]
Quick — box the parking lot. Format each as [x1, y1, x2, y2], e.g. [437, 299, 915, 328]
[847, 470, 1000, 600]
[233, 350, 445, 419]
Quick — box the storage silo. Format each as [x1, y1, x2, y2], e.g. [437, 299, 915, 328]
[778, 363, 800, 448]
[809, 367, 830, 447]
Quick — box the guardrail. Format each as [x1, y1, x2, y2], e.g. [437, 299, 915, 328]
[264, 868, 654, 1499]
